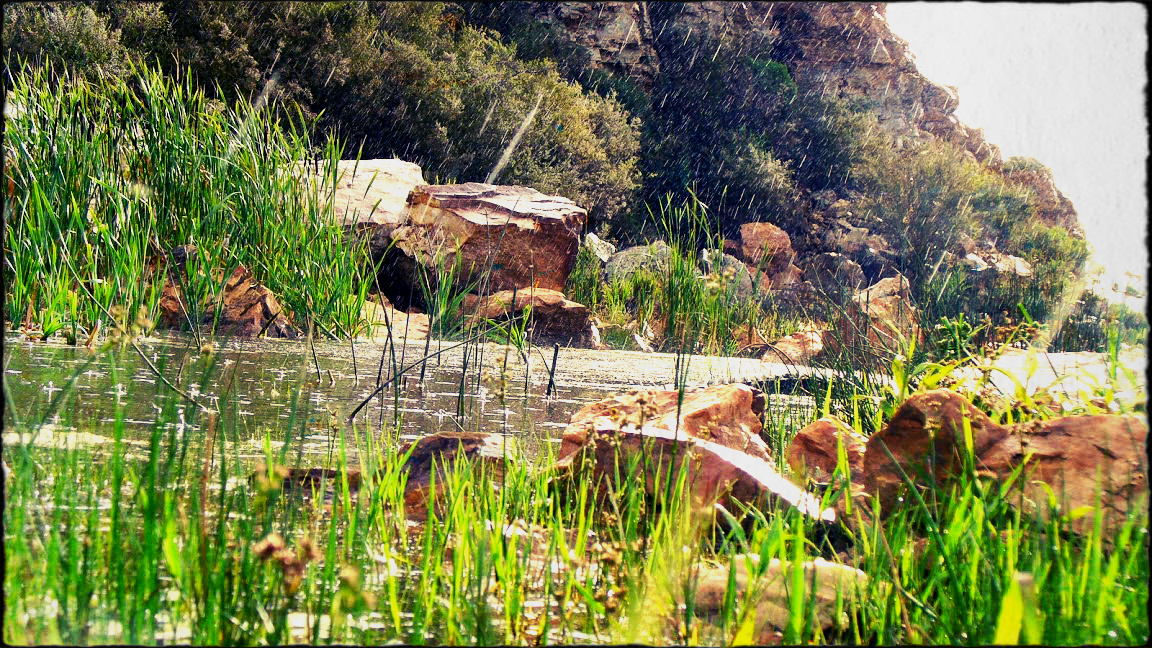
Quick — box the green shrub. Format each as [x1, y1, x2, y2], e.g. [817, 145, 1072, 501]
[3, 3, 128, 81]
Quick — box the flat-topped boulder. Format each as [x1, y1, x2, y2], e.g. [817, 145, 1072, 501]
[389, 182, 587, 296]
[311, 158, 426, 230]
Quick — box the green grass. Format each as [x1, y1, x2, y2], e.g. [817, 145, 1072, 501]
[3, 338, 1146, 645]
[4, 60, 372, 341]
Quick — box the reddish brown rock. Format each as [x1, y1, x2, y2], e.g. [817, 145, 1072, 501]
[555, 386, 833, 522]
[158, 255, 298, 338]
[787, 417, 867, 485]
[391, 182, 587, 295]
[465, 287, 594, 347]
[863, 389, 1149, 534]
[763, 330, 825, 365]
[739, 222, 794, 276]
[825, 274, 920, 357]
[215, 265, 299, 338]
[561, 385, 771, 463]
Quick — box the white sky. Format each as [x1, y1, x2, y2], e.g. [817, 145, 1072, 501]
[884, 2, 1148, 308]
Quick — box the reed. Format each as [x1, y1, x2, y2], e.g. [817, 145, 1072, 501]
[4, 61, 371, 342]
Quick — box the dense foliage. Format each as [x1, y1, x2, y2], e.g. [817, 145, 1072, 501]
[3, 0, 1142, 351]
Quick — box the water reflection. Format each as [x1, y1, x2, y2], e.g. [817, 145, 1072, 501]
[4, 332, 814, 467]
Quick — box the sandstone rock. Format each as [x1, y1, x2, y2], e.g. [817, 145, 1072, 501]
[312, 158, 426, 230]
[693, 555, 871, 641]
[739, 222, 794, 276]
[768, 263, 805, 291]
[822, 274, 921, 359]
[215, 266, 299, 338]
[863, 389, 1149, 534]
[562, 385, 772, 463]
[555, 385, 833, 521]
[464, 287, 594, 348]
[390, 182, 587, 296]
[787, 417, 867, 485]
[401, 431, 517, 521]
[159, 256, 298, 338]
[805, 252, 867, 295]
[763, 330, 825, 365]
[603, 241, 674, 285]
[584, 232, 617, 263]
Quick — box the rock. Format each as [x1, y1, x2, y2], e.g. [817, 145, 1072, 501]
[805, 252, 867, 295]
[304, 158, 427, 263]
[159, 257, 298, 338]
[979, 414, 1148, 534]
[700, 250, 761, 302]
[762, 329, 825, 365]
[862, 389, 1149, 534]
[693, 555, 871, 641]
[216, 266, 299, 338]
[313, 158, 426, 230]
[555, 386, 834, 521]
[389, 182, 587, 297]
[584, 232, 617, 263]
[401, 431, 517, 521]
[1000, 161, 1083, 235]
[787, 417, 867, 485]
[829, 274, 920, 355]
[603, 241, 674, 285]
[270, 431, 517, 521]
[739, 222, 794, 276]
[822, 219, 894, 281]
[464, 287, 594, 348]
[360, 296, 429, 343]
[562, 385, 772, 462]
[986, 252, 1034, 278]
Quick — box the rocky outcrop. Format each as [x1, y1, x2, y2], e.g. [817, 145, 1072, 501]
[738, 221, 795, 277]
[555, 385, 834, 521]
[158, 248, 298, 338]
[999, 162, 1084, 236]
[863, 389, 1148, 534]
[386, 182, 588, 300]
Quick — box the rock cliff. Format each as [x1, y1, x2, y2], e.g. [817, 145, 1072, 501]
[519, 1, 1083, 236]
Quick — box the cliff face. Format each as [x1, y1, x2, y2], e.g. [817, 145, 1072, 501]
[522, 1, 1083, 237]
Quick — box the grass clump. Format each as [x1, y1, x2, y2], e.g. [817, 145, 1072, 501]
[4, 60, 372, 340]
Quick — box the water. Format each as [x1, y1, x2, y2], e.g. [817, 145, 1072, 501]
[2, 332, 816, 469]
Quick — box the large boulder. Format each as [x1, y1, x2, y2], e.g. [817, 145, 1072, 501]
[700, 250, 763, 303]
[863, 389, 1148, 534]
[554, 386, 834, 522]
[387, 182, 587, 298]
[787, 416, 867, 486]
[825, 274, 920, 355]
[739, 222, 795, 277]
